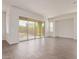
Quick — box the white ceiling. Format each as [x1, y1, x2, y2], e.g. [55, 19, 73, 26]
[2, 0, 77, 18]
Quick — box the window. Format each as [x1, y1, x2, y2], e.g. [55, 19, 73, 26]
[50, 22, 53, 32]
[19, 20, 27, 27]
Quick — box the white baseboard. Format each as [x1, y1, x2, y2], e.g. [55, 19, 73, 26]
[55, 36, 77, 40]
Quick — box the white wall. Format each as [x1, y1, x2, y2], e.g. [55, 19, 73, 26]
[2, 12, 6, 40]
[6, 6, 44, 44]
[49, 13, 77, 39]
[74, 14, 77, 39]
[55, 18, 74, 39]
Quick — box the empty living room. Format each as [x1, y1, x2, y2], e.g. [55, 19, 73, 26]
[2, 0, 77, 59]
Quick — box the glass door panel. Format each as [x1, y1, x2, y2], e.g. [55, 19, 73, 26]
[18, 20, 28, 41]
[35, 22, 40, 38]
[41, 22, 45, 38]
[28, 21, 35, 40]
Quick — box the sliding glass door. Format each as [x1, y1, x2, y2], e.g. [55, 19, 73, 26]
[18, 18, 45, 42]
